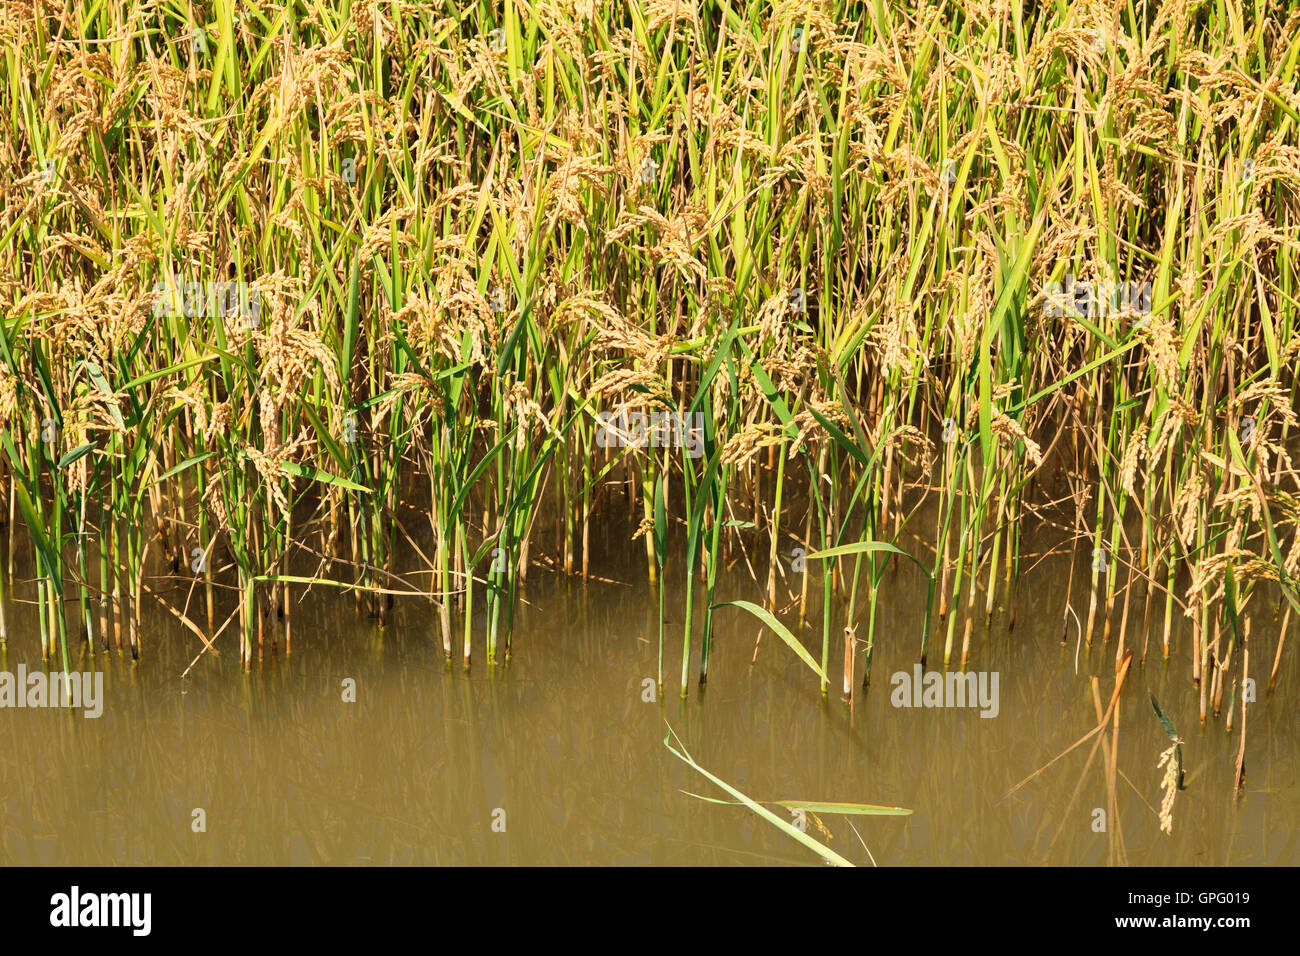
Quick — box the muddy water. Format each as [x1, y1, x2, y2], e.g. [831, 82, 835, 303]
[0, 542, 1297, 866]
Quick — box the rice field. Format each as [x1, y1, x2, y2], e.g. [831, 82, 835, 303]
[2, 0, 1299, 773]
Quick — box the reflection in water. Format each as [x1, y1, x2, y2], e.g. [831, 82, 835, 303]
[0, 546, 1296, 866]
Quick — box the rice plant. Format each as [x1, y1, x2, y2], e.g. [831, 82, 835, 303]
[0, 0, 1295, 775]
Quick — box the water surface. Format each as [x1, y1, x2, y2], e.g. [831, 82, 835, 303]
[1, 541, 1296, 866]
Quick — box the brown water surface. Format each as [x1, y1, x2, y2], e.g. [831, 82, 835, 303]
[1, 544, 1296, 866]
